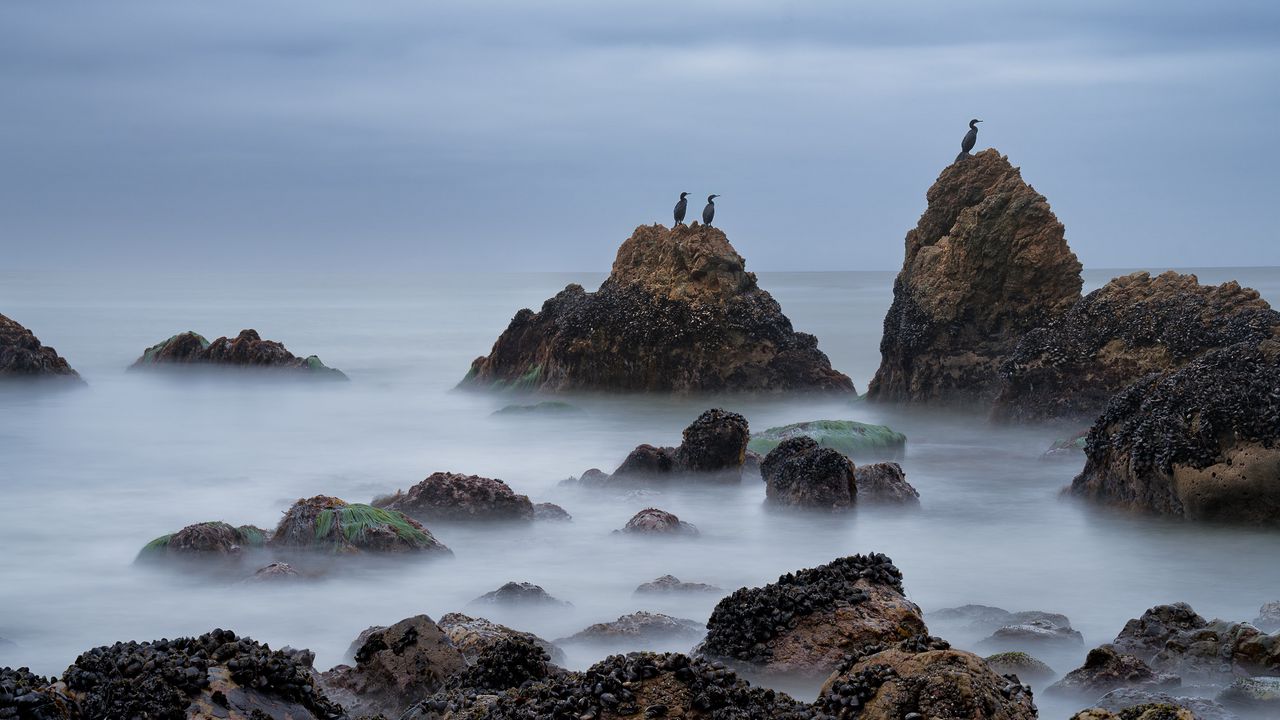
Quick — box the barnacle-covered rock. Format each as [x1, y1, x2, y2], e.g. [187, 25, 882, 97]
[130, 329, 346, 378]
[469, 581, 571, 608]
[1046, 645, 1179, 697]
[373, 472, 535, 522]
[616, 508, 699, 536]
[761, 436, 857, 511]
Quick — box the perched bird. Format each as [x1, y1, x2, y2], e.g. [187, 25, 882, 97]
[673, 192, 690, 228]
[956, 119, 982, 162]
[702, 194, 719, 226]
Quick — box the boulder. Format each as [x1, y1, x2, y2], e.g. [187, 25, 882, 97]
[1112, 603, 1280, 685]
[928, 604, 1018, 634]
[373, 472, 535, 523]
[867, 149, 1083, 405]
[1253, 601, 1280, 632]
[437, 612, 565, 665]
[993, 271, 1280, 422]
[556, 612, 704, 649]
[977, 614, 1084, 653]
[0, 313, 82, 383]
[574, 468, 611, 487]
[1217, 676, 1280, 715]
[319, 615, 466, 718]
[761, 436, 857, 511]
[611, 409, 750, 484]
[1094, 688, 1239, 720]
[1047, 645, 1179, 697]
[1069, 339, 1280, 525]
[854, 462, 921, 505]
[1112, 603, 1209, 661]
[269, 495, 451, 555]
[532, 502, 571, 521]
[984, 651, 1056, 684]
[616, 508, 699, 536]
[446, 636, 556, 694]
[634, 575, 722, 596]
[611, 444, 678, 480]
[469, 581, 571, 608]
[699, 553, 927, 675]
[460, 223, 854, 393]
[136, 521, 268, 563]
[130, 329, 346, 378]
[748, 419, 907, 459]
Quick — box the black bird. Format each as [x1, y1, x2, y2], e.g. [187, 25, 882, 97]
[673, 192, 690, 228]
[956, 118, 982, 162]
[702, 194, 719, 226]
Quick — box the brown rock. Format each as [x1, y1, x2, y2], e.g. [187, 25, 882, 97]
[556, 611, 704, 648]
[984, 651, 1056, 684]
[136, 521, 268, 563]
[241, 561, 298, 583]
[437, 612, 565, 665]
[1047, 645, 1179, 697]
[532, 502, 571, 521]
[867, 149, 1083, 405]
[469, 581, 570, 607]
[0, 313, 81, 382]
[761, 436, 857, 510]
[617, 508, 699, 536]
[373, 472, 534, 522]
[130, 329, 345, 378]
[854, 462, 921, 505]
[611, 408, 751, 484]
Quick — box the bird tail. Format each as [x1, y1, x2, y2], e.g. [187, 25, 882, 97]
[955, 151, 969, 163]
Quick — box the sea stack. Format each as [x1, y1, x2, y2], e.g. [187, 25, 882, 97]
[0, 313, 82, 383]
[867, 150, 1082, 406]
[461, 223, 853, 393]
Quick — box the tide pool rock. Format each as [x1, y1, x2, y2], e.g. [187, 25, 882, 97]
[269, 495, 450, 555]
[460, 223, 854, 393]
[130, 329, 347, 379]
[616, 508, 699, 536]
[854, 462, 921, 505]
[136, 521, 268, 563]
[761, 436, 857, 511]
[985, 651, 1056, 684]
[867, 149, 1083, 405]
[748, 419, 906, 459]
[373, 472, 534, 523]
[0, 313, 82, 383]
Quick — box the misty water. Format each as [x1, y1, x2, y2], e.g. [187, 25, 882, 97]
[2, 267, 1279, 717]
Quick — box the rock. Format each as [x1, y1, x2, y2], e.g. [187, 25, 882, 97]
[574, 468, 611, 487]
[867, 149, 1083, 405]
[993, 271, 1280, 422]
[437, 612, 565, 665]
[241, 561, 298, 583]
[130, 329, 347, 378]
[556, 612, 705, 649]
[616, 508, 699, 536]
[1043, 429, 1089, 459]
[854, 462, 921, 505]
[373, 472, 535, 522]
[1112, 603, 1209, 661]
[743, 449, 763, 474]
[633, 575, 722, 596]
[1095, 688, 1239, 720]
[1253, 601, 1280, 632]
[699, 553, 927, 675]
[0, 667, 66, 719]
[532, 502, 571, 521]
[612, 444, 678, 480]
[1069, 339, 1280, 524]
[815, 645, 1038, 720]
[136, 521, 268, 563]
[1112, 603, 1280, 684]
[1047, 645, 1180, 697]
[1217, 676, 1280, 714]
[319, 615, 466, 718]
[448, 636, 556, 694]
[984, 651, 1056, 684]
[469, 581, 571, 607]
[761, 436, 857, 510]
[491, 400, 584, 415]
[269, 495, 451, 555]
[611, 408, 750, 484]
[1070, 706, 1196, 720]
[748, 419, 907, 459]
[0, 313, 82, 383]
[978, 614, 1085, 653]
[460, 223, 854, 393]
[928, 604, 1017, 634]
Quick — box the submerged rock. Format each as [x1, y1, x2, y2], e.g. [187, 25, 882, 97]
[136, 521, 268, 563]
[373, 472, 535, 522]
[470, 581, 571, 608]
[460, 223, 854, 393]
[1069, 339, 1280, 524]
[985, 651, 1056, 684]
[761, 436, 857, 511]
[748, 419, 906, 459]
[994, 271, 1280, 422]
[241, 561, 299, 583]
[532, 502, 571, 521]
[437, 612, 565, 665]
[1047, 645, 1179, 697]
[269, 495, 451, 555]
[867, 149, 1083, 406]
[617, 508, 699, 536]
[977, 613, 1084, 653]
[491, 400, 584, 416]
[130, 329, 346, 378]
[0, 313, 82, 383]
[854, 462, 921, 505]
[556, 612, 705, 649]
[634, 575, 723, 596]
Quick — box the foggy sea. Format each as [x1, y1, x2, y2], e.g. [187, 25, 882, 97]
[2, 267, 1279, 717]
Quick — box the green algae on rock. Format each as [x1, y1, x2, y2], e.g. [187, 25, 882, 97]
[270, 495, 451, 555]
[748, 419, 906, 459]
[137, 521, 268, 562]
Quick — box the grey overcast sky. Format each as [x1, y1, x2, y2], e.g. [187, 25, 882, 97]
[2, 1, 1278, 272]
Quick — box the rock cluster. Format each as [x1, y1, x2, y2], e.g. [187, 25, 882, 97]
[0, 313, 81, 383]
[461, 223, 854, 393]
[609, 409, 750, 484]
[270, 495, 451, 555]
[373, 472, 535, 522]
[130, 329, 346, 378]
[761, 436, 857, 510]
[867, 149, 1083, 405]
[1046, 645, 1178, 697]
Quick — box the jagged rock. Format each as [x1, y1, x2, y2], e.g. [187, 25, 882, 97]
[373, 472, 534, 522]
[699, 553, 927, 675]
[1047, 645, 1179, 697]
[1217, 676, 1280, 714]
[1070, 339, 1280, 524]
[616, 508, 699, 536]
[748, 420, 907, 459]
[1111, 603, 1280, 684]
[532, 502, 571, 521]
[0, 313, 82, 383]
[241, 561, 298, 583]
[1253, 601, 1280, 632]
[854, 462, 921, 505]
[977, 613, 1084, 653]
[985, 651, 1056, 684]
[761, 436, 857, 510]
[437, 612, 565, 665]
[319, 615, 466, 718]
[469, 581, 570, 608]
[610, 409, 750, 484]
[130, 329, 346, 378]
[867, 149, 1083, 405]
[1094, 688, 1238, 720]
[460, 223, 854, 393]
[1112, 603, 1210, 661]
[634, 575, 722, 596]
[994, 271, 1280, 422]
[136, 522, 268, 563]
[556, 612, 704, 649]
[269, 495, 451, 555]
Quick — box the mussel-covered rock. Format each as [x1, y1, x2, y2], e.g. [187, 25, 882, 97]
[761, 436, 857, 511]
[136, 521, 268, 563]
[984, 651, 1056, 684]
[853, 462, 921, 505]
[0, 313, 82, 384]
[556, 612, 704, 650]
[469, 581, 571, 608]
[269, 495, 451, 555]
[373, 472, 534, 523]
[610, 409, 750, 484]
[748, 419, 906, 460]
[130, 329, 347, 378]
[0, 666, 67, 720]
[634, 575, 723, 596]
[1217, 676, 1280, 715]
[437, 612, 565, 665]
[1046, 645, 1179, 697]
[1070, 706, 1196, 720]
[616, 509, 699, 536]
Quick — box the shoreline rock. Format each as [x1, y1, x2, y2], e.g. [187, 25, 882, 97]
[0, 313, 82, 383]
[129, 329, 347, 379]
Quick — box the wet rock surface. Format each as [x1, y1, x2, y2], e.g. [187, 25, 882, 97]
[867, 149, 1083, 405]
[761, 436, 857, 510]
[634, 575, 723, 596]
[853, 462, 921, 505]
[437, 612, 565, 665]
[269, 495, 451, 555]
[373, 472, 535, 523]
[470, 581, 571, 608]
[1047, 645, 1179, 697]
[130, 329, 346, 378]
[0, 313, 81, 383]
[461, 223, 854, 393]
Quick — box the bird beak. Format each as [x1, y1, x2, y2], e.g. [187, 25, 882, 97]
[977, 120, 984, 123]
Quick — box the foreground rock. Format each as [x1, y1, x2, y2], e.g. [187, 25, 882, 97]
[1111, 603, 1280, 684]
[1047, 645, 1179, 697]
[985, 651, 1056, 684]
[136, 521, 268, 563]
[761, 436, 857, 511]
[1091, 688, 1238, 720]
[437, 612, 565, 665]
[606, 408, 750, 484]
[557, 612, 704, 649]
[461, 223, 854, 393]
[1070, 339, 1280, 524]
[130, 329, 346, 378]
[470, 581, 570, 607]
[269, 495, 451, 555]
[1217, 676, 1280, 715]
[867, 149, 1083, 405]
[319, 615, 466, 717]
[748, 419, 906, 459]
[0, 313, 82, 383]
[634, 575, 722, 595]
[854, 462, 921, 505]
[373, 472, 534, 522]
[1071, 706, 1196, 720]
[617, 508, 699, 536]
[994, 271, 1280, 422]
[699, 553, 926, 675]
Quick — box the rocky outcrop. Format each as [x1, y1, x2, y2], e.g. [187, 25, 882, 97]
[269, 495, 451, 555]
[616, 508, 699, 536]
[994, 272, 1280, 422]
[373, 472, 534, 522]
[469, 581, 570, 607]
[867, 149, 1083, 405]
[761, 436, 857, 510]
[532, 502, 571, 521]
[634, 575, 722, 596]
[0, 313, 81, 383]
[699, 553, 926, 675]
[1069, 339, 1280, 524]
[1046, 645, 1179, 697]
[436, 612, 564, 665]
[985, 651, 1056, 684]
[748, 420, 907, 460]
[136, 521, 268, 563]
[556, 612, 704, 649]
[608, 409, 750, 484]
[854, 462, 921, 505]
[1111, 603, 1280, 684]
[130, 329, 346, 378]
[461, 223, 854, 393]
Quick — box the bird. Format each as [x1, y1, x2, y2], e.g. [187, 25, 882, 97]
[956, 119, 982, 162]
[673, 192, 690, 228]
[702, 195, 719, 226]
